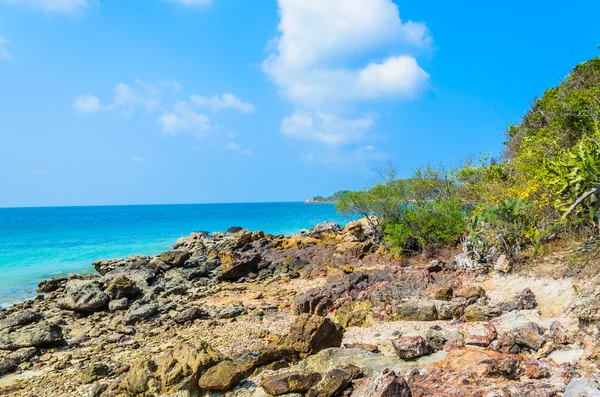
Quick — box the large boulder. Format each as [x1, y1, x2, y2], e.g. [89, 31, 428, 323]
[0, 310, 42, 332]
[123, 303, 159, 325]
[306, 365, 363, 397]
[463, 304, 502, 322]
[261, 371, 322, 396]
[37, 277, 67, 293]
[158, 250, 191, 268]
[0, 322, 63, 351]
[105, 276, 141, 300]
[58, 279, 109, 313]
[396, 299, 438, 321]
[277, 314, 344, 356]
[350, 369, 412, 397]
[198, 360, 242, 392]
[511, 322, 545, 350]
[392, 336, 433, 359]
[218, 251, 261, 281]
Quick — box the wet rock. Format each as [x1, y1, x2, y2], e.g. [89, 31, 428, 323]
[463, 304, 502, 322]
[58, 279, 109, 313]
[0, 310, 42, 332]
[564, 379, 600, 396]
[198, 360, 242, 391]
[483, 356, 521, 379]
[159, 250, 191, 268]
[396, 299, 437, 321]
[306, 364, 363, 397]
[458, 322, 497, 347]
[514, 288, 537, 310]
[37, 277, 67, 293]
[105, 276, 141, 300]
[350, 369, 412, 397]
[512, 322, 545, 350]
[392, 336, 433, 359]
[0, 359, 17, 375]
[123, 303, 159, 325]
[277, 314, 344, 356]
[82, 363, 110, 384]
[261, 371, 322, 396]
[173, 307, 207, 324]
[0, 322, 63, 350]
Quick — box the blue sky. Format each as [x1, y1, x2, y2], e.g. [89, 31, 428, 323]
[0, 0, 598, 207]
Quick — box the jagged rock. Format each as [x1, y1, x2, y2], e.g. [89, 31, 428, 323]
[37, 277, 67, 293]
[261, 371, 322, 395]
[350, 369, 412, 397]
[490, 332, 520, 354]
[0, 322, 63, 351]
[7, 347, 36, 363]
[392, 336, 433, 359]
[120, 358, 157, 395]
[564, 379, 600, 396]
[123, 303, 159, 325]
[0, 310, 42, 331]
[549, 321, 574, 344]
[277, 314, 344, 356]
[159, 250, 191, 268]
[434, 299, 465, 320]
[306, 364, 363, 397]
[197, 360, 242, 391]
[396, 299, 437, 321]
[334, 301, 372, 327]
[463, 304, 502, 322]
[514, 288, 537, 310]
[105, 276, 141, 300]
[425, 329, 447, 351]
[218, 251, 261, 281]
[93, 258, 129, 276]
[226, 226, 243, 234]
[58, 279, 109, 313]
[82, 363, 110, 384]
[458, 322, 497, 347]
[173, 307, 207, 324]
[512, 322, 545, 350]
[434, 287, 453, 301]
[522, 359, 550, 379]
[109, 298, 129, 312]
[0, 359, 17, 375]
[483, 356, 521, 379]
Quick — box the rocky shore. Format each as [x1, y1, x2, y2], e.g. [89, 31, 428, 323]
[1, 220, 600, 396]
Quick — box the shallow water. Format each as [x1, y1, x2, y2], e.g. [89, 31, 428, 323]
[0, 202, 345, 306]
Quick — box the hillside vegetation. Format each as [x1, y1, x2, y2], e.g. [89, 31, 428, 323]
[338, 56, 600, 260]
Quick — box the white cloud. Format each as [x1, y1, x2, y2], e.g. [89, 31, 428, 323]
[191, 93, 255, 114]
[264, 0, 431, 106]
[73, 95, 100, 113]
[166, 0, 213, 7]
[1, 0, 89, 14]
[225, 142, 253, 155]
[0, 36, 12, 60]
[159, 100, 211, 137]
[281, 112, 374, 147]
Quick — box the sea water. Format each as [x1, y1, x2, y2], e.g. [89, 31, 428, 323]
[0, 203, 345, 306]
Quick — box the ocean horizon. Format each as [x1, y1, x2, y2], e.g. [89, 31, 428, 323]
[0, 202, 346, 307]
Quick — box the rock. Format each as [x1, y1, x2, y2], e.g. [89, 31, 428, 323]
[350, 369, 412, 397]
[7, 347, 36, 364]
[37, 277, 67, 293]
[159, 250, 191, 268]
[0, 359, 17, 375]
[105, 276, 141, 300]
[512, 322, 545, 350]
[198, 360, 242, 391]
[109, 298, 129, 312]
[334, 301, 372, 327]
[173, 307, 207, 324]
[426, 260, 445, 273]
[494, 254, 512, 273]
[490, 332, 520, 354]
[215, 306, 245, 319]
[218, 251, 261, 281]
[86, 383, 108, 397]
[261, 371, 322, 396]
[463, 304, 502, 322]
[434, 287, 453, 301]
[0, 310, 42, 331]
[58, 279, 109, 313]
[454, 286, 485, 300]
[396, 299, 437, 321]
[123, 303, 158, 325]
[564, 379, 600, 396]
[434, 299, 465, 320]
[392, 336, 433, 359]
[120, 358, 157, 395]
[82, 363, 110, 384]
[522, 359, 550, 379]
[549, 321, 574, 344]
[514, 288, 537, 310]
[458, 322, 497, 347]
[425, 329, 447, 351]
[343, 343, 379, 353]
[226, 226, 243, 234]
[483, 356, 521, 379]
[277, 314, 344, 356]
[306, 365, 363, 397]
[0, 322, 63, 350]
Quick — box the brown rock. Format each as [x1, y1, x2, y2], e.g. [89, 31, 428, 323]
[434, 287, 454, 301]
[198, 360, 243, 391]
[392, 336, 433, 359]
[522, 359, 550, 379]
[277, 314, 344, 356]
[455, 286, 485, 300]
[463, 304, 502, 322]
[344, 343, 379, 353]
[458, 322, 497, 347]
[350, 369, 412, 397]
[483, 356, 521, 379]
[396, 299, 438, 321]
[307, 365, 363, 397]
[261, 371, 322, 395]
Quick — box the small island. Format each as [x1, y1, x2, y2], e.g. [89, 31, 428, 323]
[305, 190, 351, 203]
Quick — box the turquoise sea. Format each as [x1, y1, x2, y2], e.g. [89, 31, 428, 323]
[0, 203, 345, 307]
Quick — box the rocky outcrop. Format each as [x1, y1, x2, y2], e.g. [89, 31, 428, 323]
[58, 279, 109, 313]
[0, 322, 63, 350]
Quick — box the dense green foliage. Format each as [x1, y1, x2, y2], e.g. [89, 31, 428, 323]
[308, 190, 352, 203]
[337, 56, 600, 256]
